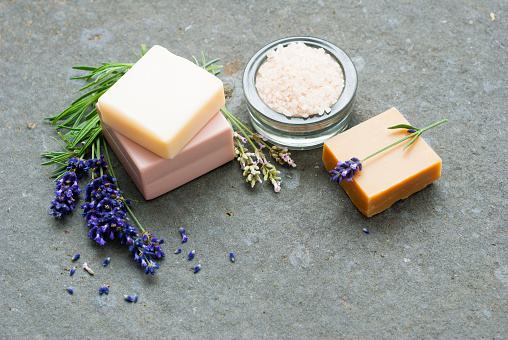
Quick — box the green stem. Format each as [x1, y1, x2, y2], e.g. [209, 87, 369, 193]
[223, 108, 258, 150]
[102, 135, 116, 179]
[361, 119, 447, 163]
[125, 204, 145, 233]
[221, 107, 272, 150]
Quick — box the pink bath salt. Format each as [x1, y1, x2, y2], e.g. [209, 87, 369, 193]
[255, 42, 344, 118]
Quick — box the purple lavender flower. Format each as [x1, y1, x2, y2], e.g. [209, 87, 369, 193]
[407, 129, 417, 133]
[330, 157, 363, 183]
[188, 250, 196, 260]
[193, 264, 201, 273]
[86, 155, 108, 175]
[270, 146, 296, 167]
[81, 173, 164, 274]
[50, 171, 81, 218]
[67, 158, 89, 179]
[179, 227, 188, 243]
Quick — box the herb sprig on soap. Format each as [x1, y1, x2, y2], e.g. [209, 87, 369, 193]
[329, 119, 447, 183]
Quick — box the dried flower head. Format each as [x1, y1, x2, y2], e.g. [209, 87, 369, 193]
[329, 157, 362, 183]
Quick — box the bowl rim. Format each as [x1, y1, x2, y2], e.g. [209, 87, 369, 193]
[242, 36, 358, 127]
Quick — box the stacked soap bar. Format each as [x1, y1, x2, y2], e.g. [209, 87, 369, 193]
[97, 45, 234, 199]
[98, 45, 225, 159]
[323, 108, 442, 217]
[99, 106, 234, 200]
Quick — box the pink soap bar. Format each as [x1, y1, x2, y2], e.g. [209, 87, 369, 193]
[99, 105, 235, 200]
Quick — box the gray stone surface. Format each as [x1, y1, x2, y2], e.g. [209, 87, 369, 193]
[1, 0, 506, 338]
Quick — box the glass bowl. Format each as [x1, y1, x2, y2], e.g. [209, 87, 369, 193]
[243, 36, 357, 150]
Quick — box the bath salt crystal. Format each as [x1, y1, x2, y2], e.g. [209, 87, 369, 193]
[255, 42, 344, 118]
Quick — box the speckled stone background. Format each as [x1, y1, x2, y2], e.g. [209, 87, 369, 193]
[1, 1, 506, 338]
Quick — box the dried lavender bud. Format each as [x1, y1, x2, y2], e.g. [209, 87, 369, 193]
[67, 287, 74, 294]
[103, 257, 111, 266]
[193, 264, 201, 273]
[99, 283, 111, 295]
[133, 295, 138, 302]
[69, 267, 76, 276]
[188, 250, 196, 260]
[72, 254, 80, 261]
[229, 252, 236, 262]
[407, 129, 417, 133]
[179, 228, 188, 243]
[83, 262, 94, 275]
[363, 228, 370, 234]
[124, 295, 134, 302]
[174, 249, 182, 254]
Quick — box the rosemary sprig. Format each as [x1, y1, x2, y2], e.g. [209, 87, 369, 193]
[41, 45, 147, 179]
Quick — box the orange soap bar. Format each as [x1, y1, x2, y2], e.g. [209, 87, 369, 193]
[323, 108, 442, 217]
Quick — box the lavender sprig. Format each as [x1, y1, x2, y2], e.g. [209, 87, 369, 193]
[330, 119, 447, 183]
[50, 170, 81, 218]
[193, 54, 296, 191]
[80, 149, 165, 275]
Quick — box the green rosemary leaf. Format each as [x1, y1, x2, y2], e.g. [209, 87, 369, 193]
[69, 115, 100, 148]
[77, 126, 102, 154]
[84, 107, 98, 121]
[403, 131, 422, 151]
[72, 65, 97, 71]
[203, 58, 220, 68]
[387, 124, 417, 130]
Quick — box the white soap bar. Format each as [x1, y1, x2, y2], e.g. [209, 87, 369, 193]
[98, 45, 225, 159]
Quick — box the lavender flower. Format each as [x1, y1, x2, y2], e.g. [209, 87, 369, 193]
[87, 155, 109, 176]
[50, 171, 81, 218]
[69, 267, 76, 276]
[407, 129, 417, 133]
[124, 295, 135, 302]
[67, 158, 89, 179]
[81, 175, 128, 246]
[269, 146, 296, 168]
[99, 285, 109, 294]
[188, 250, 196, 260]
[257, 150, 281, 192]
[179, 228, 188, 243]
[103, 257, 111, 266]
[174, 248, 182, 254]
[72, 254, 80, 261]
[81, 172, 164, 274]
[193, 264, 201, 273]
[329, 157, 362, 183]
[67, 287, 74, 294]
[229, 252, 235, 262]
[129, 232, 165, 275]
